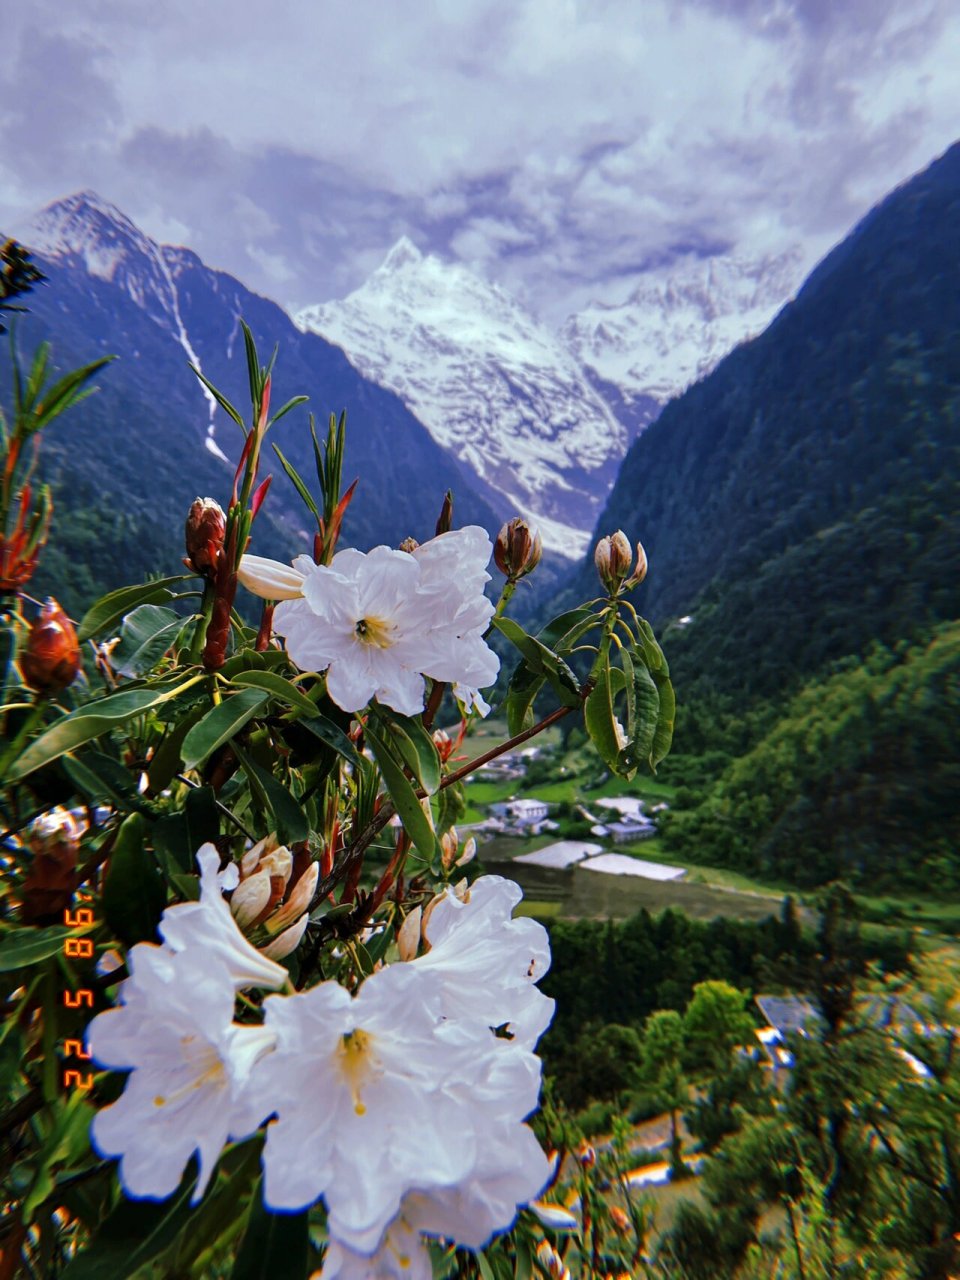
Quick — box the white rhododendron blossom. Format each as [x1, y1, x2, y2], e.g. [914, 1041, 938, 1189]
[319, 1213, 431, 1280]
[415, 875, 555, 1048]
[271, 527, 499, 715]
[87, 945, 276, 1203]
[249, 961, 535, 1251]
[158, 843, 288, 992]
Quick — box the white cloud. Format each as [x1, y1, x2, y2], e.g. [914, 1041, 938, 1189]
[0, 0, 957, 320]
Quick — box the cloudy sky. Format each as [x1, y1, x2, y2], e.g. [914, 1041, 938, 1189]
[1, 0, 958, 323]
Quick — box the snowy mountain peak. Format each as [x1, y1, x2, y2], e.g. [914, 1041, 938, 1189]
[380, 236, 424, 273]
[23, 193, 222, 447]
[563, 247, 806, 407]
[297, 246, 628, 556]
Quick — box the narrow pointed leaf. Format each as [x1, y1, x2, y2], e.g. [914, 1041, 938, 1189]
[298, 713, 361, 767]
[376, 709, 441, 794]
[231, 1190, 309, 1280]
[271, 443, 320, 522]
[189, 364, 246, 430]
[180, 688, 270, 769]
[7, 683, 198, 782]
[231, 669, 320, 718]
[235, 745, 309, 844]
[366, 724, 437, 860]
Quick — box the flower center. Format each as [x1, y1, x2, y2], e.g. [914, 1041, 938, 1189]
[354, 615, 395, 648]
[153, 1036, 226, 1108]
[337, 1028, 374, 1116]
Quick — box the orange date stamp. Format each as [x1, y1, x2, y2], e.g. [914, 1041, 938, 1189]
[61, 894, 95, 1091]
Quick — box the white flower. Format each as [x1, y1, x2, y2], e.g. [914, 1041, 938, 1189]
[414, 875, 555, 1049]
[272, 528, 499, 717]
[319, 1214, 431, 1280]
[320, 1118, 551, 1275]
[158, 844, 288, 992]
[237, 554, 307, 600]
[87, 944, 276, 1203]
[253, 960, 537, 1253]
[403, 1117, 552, 1249]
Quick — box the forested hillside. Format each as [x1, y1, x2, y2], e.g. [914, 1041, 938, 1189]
[560, 143, 960, 889]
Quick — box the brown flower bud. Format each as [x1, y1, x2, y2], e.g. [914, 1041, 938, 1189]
[20, 598, 81, 693]
[435, 490, 454, 536]
[184, 497, 226, 577]
[494, 517, 543, 580]
[20, 807, 83, 924]
[594, 530, 633, 593]
[625, 539, 648, 589]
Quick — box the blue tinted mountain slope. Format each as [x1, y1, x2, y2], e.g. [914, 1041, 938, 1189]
[1, 193, 502, 612]
[577, 143, 960, 698]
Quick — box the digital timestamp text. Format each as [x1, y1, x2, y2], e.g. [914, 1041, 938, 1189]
[62, 893, 95, 1091]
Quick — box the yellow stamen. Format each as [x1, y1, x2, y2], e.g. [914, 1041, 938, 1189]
[354, 616, 395, 649]
[337, 1027, 374, 1116]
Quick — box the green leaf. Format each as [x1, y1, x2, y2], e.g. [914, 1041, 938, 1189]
[366, 723, 437, 861]
[584, 657, 622, 773]
[181, 689, 270, 769]
[112, 604, 183, 678]
[76, 576, 189, 642]
[537, 605, 598, 653]
[231, 1188, 309, 1280]
[634, 615, 669, 674]
[23, 1091, 94, 1218]
[0, 923, 78, 971]
[153, 785, 220, 882]
[267, 395, 309, 429]
[648, 667, 676, 771]
[190, 363, 247, 431]
[494, 617, 580, 706]
[59, 1165, 199, 1280]
[6, 682, 200, 782]
[235, 747, 309, 844]
[231, 669, 320, 718]
[62, 750, 157, 816]
[478, 1254, 496, 1280]
[504, 662, 545, 737]
[616, 648, 659, 778]
[436, 779, 466, 838]
[298, 713, 361, 767]
[102, 814, 166, 946]
[146, 705, 209, 793]
[375, 709, 441, 795]
[271, 442, 321, 522]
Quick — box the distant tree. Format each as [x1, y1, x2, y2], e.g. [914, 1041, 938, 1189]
[681, 979, 756, 1075]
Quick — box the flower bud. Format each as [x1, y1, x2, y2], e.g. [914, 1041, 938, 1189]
[594, 530, 632, 593]
[20, 598, 80, 693]
[625, 539, 648, 589]
[435, 490, 454, 536]
[609, 1205, 630, 1233]
[237, 554, 306, 601]
[494, 517, 542, 580]
[398, 536, 420, 554]
[576, 1141, 597, 1168]
[20, 807, 83, 924]
[432, 728, 454, 762]
[184, 497, 226, 577]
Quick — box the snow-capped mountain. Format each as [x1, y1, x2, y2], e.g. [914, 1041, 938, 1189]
[562, 247, 806, 415]
[297, 240, 628, 557]
[24, 190, 229, 459]
[12, 193, 503, 568]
